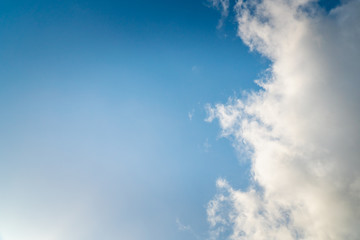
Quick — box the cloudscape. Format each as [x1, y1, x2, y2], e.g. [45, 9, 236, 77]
[0, 0, 359, 240]
[207, 0, 360, 239]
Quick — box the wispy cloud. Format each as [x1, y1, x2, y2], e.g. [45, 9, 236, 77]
[207, 0, 360, 239]
[188, 109, 195, 120]
[176, 218, 192, 231]
[203, 138, 212, 153]
[176, 218, 202, 240]
[209, 0, 230, 29]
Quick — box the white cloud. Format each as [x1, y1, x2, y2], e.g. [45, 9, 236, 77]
[176, 218, 201, 239]
[188, 109, 195, 120]
[203, 138, 212, 152]
[176, 218, 192, 231]
[207, 0, 360, 239]
[209, 0, 230, 28]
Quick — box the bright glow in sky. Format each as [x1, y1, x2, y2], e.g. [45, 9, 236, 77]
[1, 0, 359, 240]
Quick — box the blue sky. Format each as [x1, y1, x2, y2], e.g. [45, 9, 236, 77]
[0, 1, 267, 239]
[2, 0, 357, 239]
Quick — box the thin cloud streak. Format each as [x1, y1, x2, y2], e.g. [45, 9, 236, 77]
[207, 0, 360, 239]
[209, 0, 230, 29]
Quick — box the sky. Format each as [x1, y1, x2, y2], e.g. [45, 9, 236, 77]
[0, 1, 264, 240]
[0, 0, 359, 240]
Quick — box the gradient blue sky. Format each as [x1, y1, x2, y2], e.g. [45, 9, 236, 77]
[0, 1, 269, 239]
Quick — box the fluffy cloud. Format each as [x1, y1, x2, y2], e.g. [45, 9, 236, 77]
[207, 0, 360, 239]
